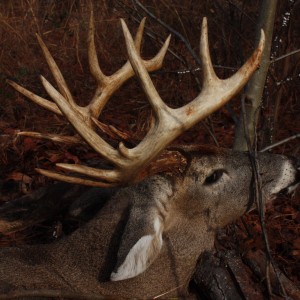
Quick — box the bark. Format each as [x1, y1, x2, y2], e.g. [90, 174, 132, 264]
[233, 0, 278, 151]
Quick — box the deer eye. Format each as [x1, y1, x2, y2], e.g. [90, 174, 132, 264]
[204, 169, 225, 185]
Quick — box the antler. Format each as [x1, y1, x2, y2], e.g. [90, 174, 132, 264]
[9, 16, 265, 187]
[8, 10, 170, 143]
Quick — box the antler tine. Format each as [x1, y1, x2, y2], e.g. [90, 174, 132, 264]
[222, 29, 265, 91]
[87, 7, 108, 86]
[134, 17, 146, 52]
[56, 163, 122, 183]
[88, 17, 169, 118]
[36, 168, 115, 187]
[8, 14, 169, 149]
[17, 132, 83, 145]
[39, 74, 123, 165]
[36, 34, 75, 105]
[173, 19, 265, 130]
[7, 34, 75, 119]
[7, 14, 168, 121]
[200, 18, 219, 86]
[88, 9, 145, 87]
[6, 80, 62, 115]
[120, 19, 171, 118]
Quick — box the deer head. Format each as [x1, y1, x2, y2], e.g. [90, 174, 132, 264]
[109, 147, 299, 283]
[1, 10, 299, 299]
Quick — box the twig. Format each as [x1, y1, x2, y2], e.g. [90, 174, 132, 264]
[270, 49, 300, 63]
[240, 94, 288, 299]
[133, 0, 201, 66]
[261, 134, 300, 152]
[131, 15, 187, 65]
[227, 0, 256, 24]
[153, 284, 184, 299]
[157, 64, 237, 75]
[26, 0, 41, 36]
[241, 94, 270, 295]
[0, 13, 27, 44]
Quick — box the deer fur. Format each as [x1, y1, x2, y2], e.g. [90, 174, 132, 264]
[0, 147, 299, 298]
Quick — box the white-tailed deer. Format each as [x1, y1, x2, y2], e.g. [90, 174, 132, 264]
[1, 11, 299, 299]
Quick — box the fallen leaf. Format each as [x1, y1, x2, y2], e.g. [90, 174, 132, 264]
[293, 238, 300, 250]
[7, 171, 32, 184]
[23, 137, 38, 152]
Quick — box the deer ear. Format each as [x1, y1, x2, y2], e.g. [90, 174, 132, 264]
[110, 213, 163, 281]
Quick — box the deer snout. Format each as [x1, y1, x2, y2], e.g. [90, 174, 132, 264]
[276, 157, 300, 195]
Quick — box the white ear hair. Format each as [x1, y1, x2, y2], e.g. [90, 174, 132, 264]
[110, 176, 172, 281]
[111, 217, 163, 281]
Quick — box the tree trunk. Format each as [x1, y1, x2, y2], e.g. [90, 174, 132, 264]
[233, 0, 278, 151]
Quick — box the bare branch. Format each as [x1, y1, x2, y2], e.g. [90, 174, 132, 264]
[261, 134, 300, 152]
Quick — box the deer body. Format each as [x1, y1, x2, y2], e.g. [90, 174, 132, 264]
[0, 148, 299, 298]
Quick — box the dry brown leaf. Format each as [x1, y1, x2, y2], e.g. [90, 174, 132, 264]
[293, 238, 300, 250]
[7, 171, 32, 184]
[23, 137, 38, 152]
